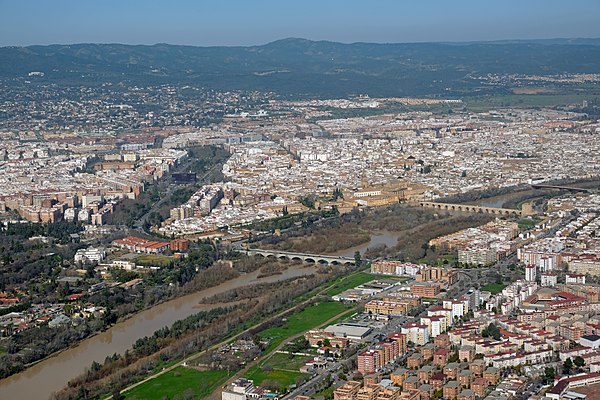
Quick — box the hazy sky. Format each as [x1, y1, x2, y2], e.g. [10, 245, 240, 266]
[1, 0, 599, 47]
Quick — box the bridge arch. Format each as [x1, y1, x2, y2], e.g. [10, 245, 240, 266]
[416, 201, 522, 216]
[246, 249, 356, 266]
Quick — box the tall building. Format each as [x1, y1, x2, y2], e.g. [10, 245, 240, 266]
[525, 265, 537, 282]
[358, 350, 382, 374]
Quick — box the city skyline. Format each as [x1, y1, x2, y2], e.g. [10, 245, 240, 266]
[1, 0, 600, 47]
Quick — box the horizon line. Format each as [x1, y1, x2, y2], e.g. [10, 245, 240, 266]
[3, 36, 600, 49]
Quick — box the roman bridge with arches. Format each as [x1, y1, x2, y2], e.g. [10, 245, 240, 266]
[417, 201, 522, 216]
[245, 248, 356, 266]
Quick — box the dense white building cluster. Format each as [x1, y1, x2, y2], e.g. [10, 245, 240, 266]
[221, 109, 600, 202]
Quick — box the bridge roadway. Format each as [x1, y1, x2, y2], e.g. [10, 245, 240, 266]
[416, 201, 522, 216]
[531, 184, 592, 192]
[245, 248, 356, 265]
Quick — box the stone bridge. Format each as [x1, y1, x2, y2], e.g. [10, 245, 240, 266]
[417, 201, 522, 216]
[531, 184, 591, 193]
[245, 248, 356, 266]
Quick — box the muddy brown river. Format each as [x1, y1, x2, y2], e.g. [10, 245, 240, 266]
[0, 265, 317, 400]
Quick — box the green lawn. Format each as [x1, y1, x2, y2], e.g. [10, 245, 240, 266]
[125, 368, 231, 400]
[246, 366, 307, 389]
[434, 254, 458, 267]
[369, 274, 409, 282]
[135, 254, 174, 267]
[518, 217, 541, 230]
[480, 283, 508, 295]
[324, 272, 379, 296]
[324, 272, 408, 297]
[259, 301, 351, 353]
[0, 346, 5, 355]
[264, 352, 311, 371]
[422, 297, 439, 303]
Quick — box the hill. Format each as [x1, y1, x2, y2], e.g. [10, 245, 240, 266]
[2, 38, 600, 98]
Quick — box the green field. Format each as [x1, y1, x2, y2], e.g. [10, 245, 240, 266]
[246, 365, 307, 389]
[480, 283, 508, 295]
[369, 274, 410, 282]
[324, 272, 378, 296]
[264, 352, 311, 371]
[135, 254, 174, 267]
[434, 254, 458, 267]
[247, 352, 310, 389]
[125, 368, 231, 400]
[518, 217, 541, 230]
[259, 301, 351, 353]
[422, 298, 439, 303]
[0, 346, 5, 355]
[324, 272, 408, 297]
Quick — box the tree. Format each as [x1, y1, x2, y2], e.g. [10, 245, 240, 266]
[354, 251, 362, 267]
[543, 367, 555, 384]
[574, 356, 585, 368]
[563, 358, 573, 375]
[482, 323, 501, 340]
[90, 360, 101, 372]
[332, 188, 344, 201]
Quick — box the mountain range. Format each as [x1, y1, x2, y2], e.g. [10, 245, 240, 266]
[2, 38, 600, 98]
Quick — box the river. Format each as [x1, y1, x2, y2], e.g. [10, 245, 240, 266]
[330, 230, 401, 258]
[0, 264, 318, 400]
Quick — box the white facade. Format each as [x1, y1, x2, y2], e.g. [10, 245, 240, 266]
[443, 299, 467, 321]
[421, 316, 446, 337]
[74, 247, 106, 264]
[401, 322, 430, 346]
[539, 256, 556, 272]
[540, 273, 558, 287]
[525, 265, 536, 282]
[566, 274, 586, 284]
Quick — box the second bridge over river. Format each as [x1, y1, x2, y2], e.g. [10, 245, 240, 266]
[416, 201, 522, 216]
[245, 248, 357, 266]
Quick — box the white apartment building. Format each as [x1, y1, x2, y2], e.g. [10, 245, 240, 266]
[74, 247, 106, 264]
[401, 322, 430, 346]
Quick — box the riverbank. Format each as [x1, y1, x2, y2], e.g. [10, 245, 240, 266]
[0, 264, 320, 400]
